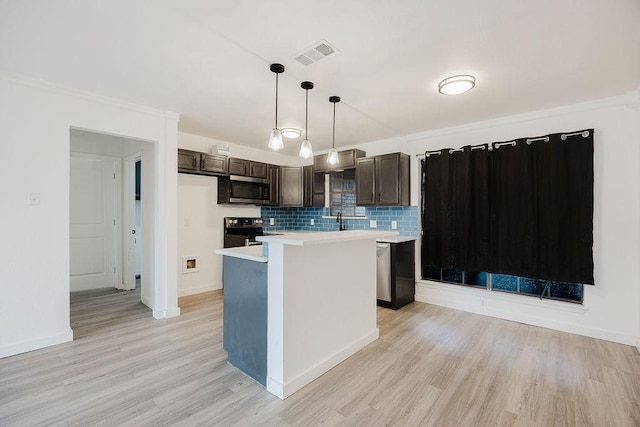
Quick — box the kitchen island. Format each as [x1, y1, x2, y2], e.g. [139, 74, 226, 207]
[257, 230, 396, 399]
[216, 230, 397, 399]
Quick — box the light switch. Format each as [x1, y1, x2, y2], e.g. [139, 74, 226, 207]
[369, 220, 377, 228]
[391, 220, 397, 230]
[270, 218, 275, 225]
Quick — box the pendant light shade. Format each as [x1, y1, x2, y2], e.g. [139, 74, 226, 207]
[327, 96, 340, 166]
[268, 128, 284, 151]
[299, 81, 314, 158]
[268, 63, 285, 151]
[299, 139, 313, 158]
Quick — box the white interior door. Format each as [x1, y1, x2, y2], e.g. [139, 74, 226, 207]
[122, 154, 141, 291]
[70, 154, 120, 291]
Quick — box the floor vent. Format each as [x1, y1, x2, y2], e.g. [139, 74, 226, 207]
[294, 39, 340, 66]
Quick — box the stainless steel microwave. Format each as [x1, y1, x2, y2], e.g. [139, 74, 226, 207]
[217, 175, 269, 204]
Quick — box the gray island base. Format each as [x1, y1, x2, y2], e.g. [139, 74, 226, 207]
[216, 230, 397, 399]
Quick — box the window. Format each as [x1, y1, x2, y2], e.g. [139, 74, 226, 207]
[421, 266, 584, 303]
[329, 170, 365, 217]
[420, 130, 593, 305]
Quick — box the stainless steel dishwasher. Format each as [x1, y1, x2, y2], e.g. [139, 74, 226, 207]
[376, 243, 391, 303]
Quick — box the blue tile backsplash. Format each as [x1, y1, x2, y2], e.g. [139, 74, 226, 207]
[261, 206, 419, 237]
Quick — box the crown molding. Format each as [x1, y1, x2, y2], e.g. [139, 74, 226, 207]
[402, 91, 640, 143]
[0, 70, 180, 121]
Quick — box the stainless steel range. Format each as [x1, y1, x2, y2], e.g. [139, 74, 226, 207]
[223, 217, 265, 248]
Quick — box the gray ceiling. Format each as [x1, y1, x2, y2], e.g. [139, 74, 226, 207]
[1, 0, 639, 156]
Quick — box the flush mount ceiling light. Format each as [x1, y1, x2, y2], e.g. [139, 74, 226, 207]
[281, 128, 302, 139]
[327, 96, 341, 166]
[268, 63, 285, 151]
[299, 81, 314, 159]
[438, 74, 476, 95]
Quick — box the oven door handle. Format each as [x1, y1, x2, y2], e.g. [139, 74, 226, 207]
[245, 239, 262, 246]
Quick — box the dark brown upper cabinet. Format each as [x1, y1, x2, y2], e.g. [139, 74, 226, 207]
[280, 166, 303, 207]
[355, 157, 376, 206]
[312, 171, 326, 207]
[177, 149, 200, 173]
[200, 153, 228, 175]
[178, 149, 227, 176]
[303, 166, 314, 207]
[266, 164, 280, 206]
[356, 152, 410, 206]
[313, 149, 366, 173]
[228, 158, 267, 179]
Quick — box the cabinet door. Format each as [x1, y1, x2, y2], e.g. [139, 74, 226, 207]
[267, 164, 280, 206]
[303, 166, 314, 207]
[356, 157, 376, 205]
[200, 154, 228, 175]
[177, 149, 200, 173]
[228, 158, 249, 176]
[250, 161, 267, 179]
[313, 172, 326, 207]
[375, 153, 400, 205]
[313, 149, 366, 172]
[280, 167, 303, 207]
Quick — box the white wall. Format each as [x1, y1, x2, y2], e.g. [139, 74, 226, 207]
[0, 73, 180, 358]
[177, 132, 299, 296]
[355, 93, 640, 347]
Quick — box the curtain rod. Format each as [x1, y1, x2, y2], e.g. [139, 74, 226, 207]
[415, 130, 591, 157]
[416, 144, 486, 158]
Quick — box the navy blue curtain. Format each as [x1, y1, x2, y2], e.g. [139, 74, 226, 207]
[421, 129, 594, 285]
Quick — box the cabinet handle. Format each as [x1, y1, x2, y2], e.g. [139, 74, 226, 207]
[378, 192, 381, 202]
[371, 192, 374, 203]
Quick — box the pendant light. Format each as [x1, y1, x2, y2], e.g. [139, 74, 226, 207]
[268, 63, 285, 151]
[299, 81, 314, 158]
[327, 96, 340, 165]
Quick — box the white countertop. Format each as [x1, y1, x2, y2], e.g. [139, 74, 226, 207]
[215, 245, 268, 263]
[256, 230, 398, 246]
[376, 236, 417, 244]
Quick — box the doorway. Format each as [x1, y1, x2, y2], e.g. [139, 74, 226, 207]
[69, 129, 156, 338]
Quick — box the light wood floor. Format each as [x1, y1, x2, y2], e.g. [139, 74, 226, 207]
[1, 289, 639, 426]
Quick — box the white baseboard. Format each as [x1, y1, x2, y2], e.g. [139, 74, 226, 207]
[416, 281, 637, 346]
[152, 306, 181, 319]
[267, 328, 380, 400]
[141, 294, 151, 309]
[178, 283, 221, 297]
[0, 328, 74, 359]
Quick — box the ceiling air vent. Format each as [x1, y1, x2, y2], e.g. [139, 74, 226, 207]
[293, 39, 340, 66]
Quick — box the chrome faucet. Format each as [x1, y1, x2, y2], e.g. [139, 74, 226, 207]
[336, 212, 346, 231]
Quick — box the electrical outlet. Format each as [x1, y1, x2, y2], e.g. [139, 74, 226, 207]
[29, 192, 41, 205]
[270, 218, 275, 225]
[391, 220, 397, 230]
[310, 219, 315, 225]
[369, 220, 377, 228]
